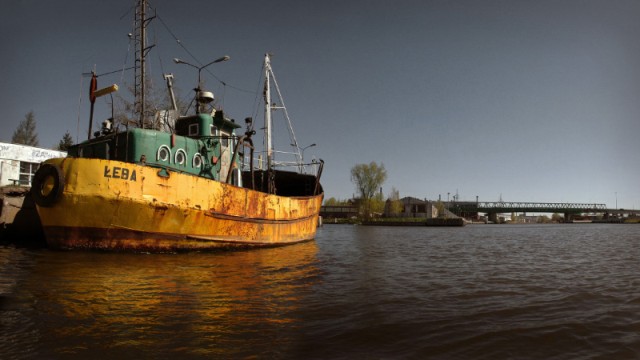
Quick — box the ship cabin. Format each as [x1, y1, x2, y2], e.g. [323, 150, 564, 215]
[67, 110, 243, 184]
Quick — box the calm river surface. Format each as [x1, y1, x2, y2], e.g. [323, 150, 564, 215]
[2, 224, 640, 359]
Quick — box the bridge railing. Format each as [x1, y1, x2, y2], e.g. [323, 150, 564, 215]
[454, 201, 608, 212]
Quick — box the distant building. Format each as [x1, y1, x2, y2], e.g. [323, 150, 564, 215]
[384, 197, 439, 218]
[0, 142, 66, 186]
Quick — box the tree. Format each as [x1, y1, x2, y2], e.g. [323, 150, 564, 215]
[551, 213, 564, 223]
[12, 111, 39, 146]
[324, 197, 350, 206]
[324, 197, 338, 206]
[370, 191, 385, 216]
[57, 131, 74, 151]
[350, 161, 387, 219]
[537, 215, 551, 223]
[387, 187, 403, 215]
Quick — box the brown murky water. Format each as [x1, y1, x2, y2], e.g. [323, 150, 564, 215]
[2, 224, 640, 359]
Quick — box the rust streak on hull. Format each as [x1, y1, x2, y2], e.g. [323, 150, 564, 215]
[44, 226, 314, 252]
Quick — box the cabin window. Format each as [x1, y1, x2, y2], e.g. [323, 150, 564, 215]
[157, 145, 171, 162]
[221, 131, 229, 147]
[189, 123, 199, 136]
[210, 125, 217, 136]
[193, 153, 203, 168]
[175, 149, 187, 166]
[19, 161, 39, 186]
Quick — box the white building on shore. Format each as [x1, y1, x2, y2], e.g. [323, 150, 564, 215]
[0, 142, 66, 187]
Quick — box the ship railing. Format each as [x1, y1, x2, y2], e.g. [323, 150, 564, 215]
[240, 149, 320, 174]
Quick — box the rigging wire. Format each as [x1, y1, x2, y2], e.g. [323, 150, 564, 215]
[119, 12, 137, 89]
[251, 67, 264, 130]
[152, 20, 166, 77]
[155, 14, 257, 96]
[269, 67, 299, 152]
[155, 13, 217, 111]
[156, 15, 201, 66]
[119, 4, 136, 20]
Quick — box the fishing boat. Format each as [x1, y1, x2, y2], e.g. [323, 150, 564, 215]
[30, 1, 324, 251]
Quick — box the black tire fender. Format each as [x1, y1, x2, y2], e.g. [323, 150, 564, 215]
[31, 164, 65, 207]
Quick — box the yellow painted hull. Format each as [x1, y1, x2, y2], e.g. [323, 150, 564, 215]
[35, 158, 323, 251]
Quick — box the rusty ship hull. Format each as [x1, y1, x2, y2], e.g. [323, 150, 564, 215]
[34, 157, 323, 252]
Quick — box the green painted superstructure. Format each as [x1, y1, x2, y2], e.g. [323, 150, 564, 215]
[68, 110, 242, 182]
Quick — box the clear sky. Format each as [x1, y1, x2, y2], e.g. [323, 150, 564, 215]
[2, 0, 639, 209]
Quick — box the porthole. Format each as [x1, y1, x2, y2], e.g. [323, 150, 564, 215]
[175, 149, 187, 165]
[193, 153, 203, 168]
[157, 145, 171, 162]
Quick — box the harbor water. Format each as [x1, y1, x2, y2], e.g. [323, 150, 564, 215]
[1, 224, 640, 359]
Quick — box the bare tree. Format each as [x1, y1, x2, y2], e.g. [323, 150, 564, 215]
[112, 79, 165, 131]
[112, 78, 190, 132]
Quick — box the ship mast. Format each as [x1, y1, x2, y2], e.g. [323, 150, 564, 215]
[264, 53, 273, 173]
[133, 0, 155, 128]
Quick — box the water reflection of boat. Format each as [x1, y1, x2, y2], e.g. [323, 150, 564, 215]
[30, 241, 319, 356]
[31, 0, 324, 252]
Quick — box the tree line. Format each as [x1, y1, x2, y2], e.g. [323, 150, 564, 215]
[10, 111, 74, 151]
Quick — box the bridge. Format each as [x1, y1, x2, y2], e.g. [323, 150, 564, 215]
[320, 199, 637, 223]
[448, 201, 610, 222]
